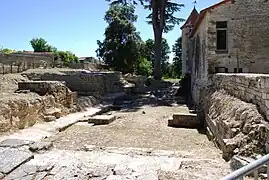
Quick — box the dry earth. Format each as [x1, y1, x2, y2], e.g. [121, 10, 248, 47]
[0, 70, 231, 179]
[46, 105, 231, 179]
[50, 106, 213, 151]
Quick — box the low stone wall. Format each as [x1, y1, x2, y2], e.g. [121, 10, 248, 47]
[18, 81, 76, 108]
[69, 62, 108, 70]
[0, 81, 79, 133]
[24, 70, 124, 96]
[0, 54, 54, 74]
[0, 54, 106, 74]
[211, 73, 269, 121]
[205, 90, 269, 161]
[203, 73, 269, 160]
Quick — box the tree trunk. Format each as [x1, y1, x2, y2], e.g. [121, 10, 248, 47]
[152, 0, 166, 80]
[154, 31, 162, 80]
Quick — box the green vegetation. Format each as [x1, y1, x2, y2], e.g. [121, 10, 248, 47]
[30, 38, 57, 52]
[171, 37, 182, 78]
[142, 38, 171, 77]
[106, 0, 184, 80]
[0, 47, 15, 54]
[53, 51, 79, 66]
[97, 3, 183, 78]
[30, 38, 78, 66]
[96, 4, 142, 74]
[136, 57, 153, 76]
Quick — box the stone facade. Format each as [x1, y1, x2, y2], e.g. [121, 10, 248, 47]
[181, 8, 199, 76]
[182, 0, 269, 105]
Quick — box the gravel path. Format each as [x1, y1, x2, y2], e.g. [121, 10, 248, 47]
[50, 106, 214, 152]
[45, 104, 231, 179]
[0, 100, 231, 179]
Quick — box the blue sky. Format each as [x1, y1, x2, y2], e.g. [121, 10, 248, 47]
[0, 0, 220, 59]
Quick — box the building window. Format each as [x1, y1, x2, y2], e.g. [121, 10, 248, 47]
[216, 21, 227, 51]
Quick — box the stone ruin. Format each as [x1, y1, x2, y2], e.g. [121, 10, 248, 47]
[206, 90, 269, 161]
[0, 69, 127, 133]
[196, 74, 269, 167]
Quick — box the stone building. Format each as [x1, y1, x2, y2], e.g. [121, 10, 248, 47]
[181, 0, 269, 105]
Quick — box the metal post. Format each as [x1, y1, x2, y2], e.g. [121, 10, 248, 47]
[222, 154, 269, 180]
[254, 170, 258, 180]
[266, 163, 269, 180]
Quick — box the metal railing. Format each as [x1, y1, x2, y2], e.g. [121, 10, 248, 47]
[221, 154, 269, 180]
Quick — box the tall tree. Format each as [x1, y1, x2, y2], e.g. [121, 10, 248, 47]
[144, 39, 155, 64]
[143, 38, 170, 76]
[160, 38, 171, 76]
[106, 0, 184, 80]
[172, 37, 182, 78]
[96, 4, 142, 74]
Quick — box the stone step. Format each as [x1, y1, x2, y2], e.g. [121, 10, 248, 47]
[88, 115, 116, 125]
[168, 113, 199, 128]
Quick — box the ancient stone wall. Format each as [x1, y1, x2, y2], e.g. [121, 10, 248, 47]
[18, 81, 76, 108]
[0, 54, 54, 74]
[211, 73, 269, 121]
[0, 54, 107, 75]
[204, 73, 269, 160]
[24, 70, 124, 96]
[69, 62, 108, 71]
[205, 90, 269, 161]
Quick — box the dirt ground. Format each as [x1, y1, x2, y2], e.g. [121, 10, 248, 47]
[50, 105, 223, 159]
[46, 104, 231, 179]
[0, 71, 231, 179]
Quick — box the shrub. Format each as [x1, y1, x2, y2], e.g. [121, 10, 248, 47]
[54, 51, 78, 66]
[136, 58, 153, 77]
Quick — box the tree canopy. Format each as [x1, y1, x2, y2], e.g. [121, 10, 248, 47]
[143, 38, 171, 76]
[0, 47, 15, 54]
[29, 38, 78, 66]
[172, 37, 182, 78]
[54, 51, 78, 66]
[30, 38, 57, 52]
[106, 0, 184, 80]
[96, 4, 143, 74]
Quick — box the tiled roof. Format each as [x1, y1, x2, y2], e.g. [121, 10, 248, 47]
[189, 0, 232, 37]
[180, 7, 199, 29]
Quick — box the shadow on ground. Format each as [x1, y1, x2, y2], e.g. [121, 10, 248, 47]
[112, 82, 187, 113]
